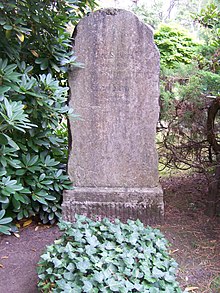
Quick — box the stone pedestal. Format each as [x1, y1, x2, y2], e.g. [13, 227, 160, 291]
[62, 8, 164, 224]
[63, 187, 163, 223]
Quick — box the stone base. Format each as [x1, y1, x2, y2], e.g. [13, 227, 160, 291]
[62, 186, 164, 225]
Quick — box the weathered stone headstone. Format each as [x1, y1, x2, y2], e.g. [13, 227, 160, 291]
[62, 8, 164, 224]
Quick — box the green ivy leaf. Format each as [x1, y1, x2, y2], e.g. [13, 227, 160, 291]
[152, 267, 165, 279]
[86, 235, 99, 247]
[63, 271, 75, 281]
[52, 257, 62, 268]
[105, 241, 115, 250]
[108, 279, 121, 292]
[93, 271, 104, 283]
[82, 280, 93, 292]
[37, 217, 181, 292]
[76, 260, 90, 273]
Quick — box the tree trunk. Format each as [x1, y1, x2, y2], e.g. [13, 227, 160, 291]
[207, 97, 220, 216]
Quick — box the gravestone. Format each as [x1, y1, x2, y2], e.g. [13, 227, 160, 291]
[62, 8, 164, 224]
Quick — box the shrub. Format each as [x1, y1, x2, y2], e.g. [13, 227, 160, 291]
[37, 215, 182, 292]
[0, 61, 74, 226]
[154, 24, 199, 68]
[0, 0, 97, 234]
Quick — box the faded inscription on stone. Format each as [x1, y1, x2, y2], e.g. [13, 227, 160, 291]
[62, 8, 164, 224]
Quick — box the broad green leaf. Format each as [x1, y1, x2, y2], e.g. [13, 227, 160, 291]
[125, 280, 135, 291]
[0, 19, 6, 25]
[149, 288, 160, 293]
[0, 196, 9, 204]
[48, 213, 54, 221]
[3, 24, 12, 30]
[76, 260, 90, 273]
[0, 86, 10, 95]
[36, 190, 47, 197]
[164, 273, 175, 283]
[40, 252, 51, 261]
[7, 159, 21, 169]
[108, 279, 121, 292]
[152, 267, 165, 278]
[132, 268, 144, 279]
[17, 211, 23, 220]
[44, 195, 56, 201]
[128, 232, 139, 245]
[39, 173, 46, 181]
[0, 133, 8, 145]
[12, 197, 21, 209]
[42, 180, 53, 185]
[82, 280, 93, 292]
[40, 59, 49, 70]
[63, 271, 75, 281]
[105, 241, 115, 250]
[0, 216, 12, 225]
[65, 262, 75, 274]
[29, 155, 39, 166]
[15, 169, 26, 176]
[7, 137, 19, 150]
[93, 271, 104, 283]
[0, 225, 11, 235]
[35, 196, 48, 205]
[0, 169, 6, 176]
[0, 210, 5, 219]
[86, 235, 99, 247]
[52, 257, 62, 268]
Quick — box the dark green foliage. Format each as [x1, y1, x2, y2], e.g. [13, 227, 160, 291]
[154, 24, 199, 68]
[0, 209, 12, 235]
[158, 62, 220, 171]
[0, 0, 97, 234]
[194, 2, 220, 73]
[157, 3, 220, 175]
[0, 0, 97, 75]
[194, 2, 220, 31]
[37, 216, 181, 292]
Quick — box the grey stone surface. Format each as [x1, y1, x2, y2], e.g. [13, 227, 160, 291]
[63, 187, 164, 224]
[63, 8, 164, 224]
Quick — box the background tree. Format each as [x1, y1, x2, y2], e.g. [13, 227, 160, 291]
[195, 2, 220, 215]
[173, 0, 209, 30]
[133, 0, 209, 30]
[133, 0, 164, 29]
[154, 2, 220, 215]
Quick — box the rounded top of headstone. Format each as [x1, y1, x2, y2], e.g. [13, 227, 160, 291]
[81, 8, 154, 35]
[73, 8, 156, 57]
[94, 8, 121, 15]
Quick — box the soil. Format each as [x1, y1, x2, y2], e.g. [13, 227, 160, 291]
[159, 174, 220, 293]
[0, 174, 219, 293]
